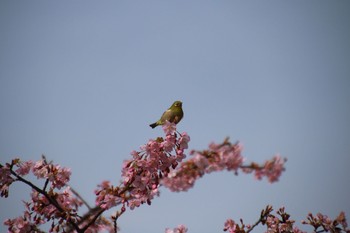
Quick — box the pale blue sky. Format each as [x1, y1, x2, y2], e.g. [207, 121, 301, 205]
[1, 1, 350, 232]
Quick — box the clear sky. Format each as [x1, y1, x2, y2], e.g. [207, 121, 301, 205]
[1, 1, 350, 232]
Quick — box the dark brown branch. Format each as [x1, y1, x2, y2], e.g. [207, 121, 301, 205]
[10, 169, 82, 232]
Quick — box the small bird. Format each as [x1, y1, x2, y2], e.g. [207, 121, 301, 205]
[149, 101, 184, 128]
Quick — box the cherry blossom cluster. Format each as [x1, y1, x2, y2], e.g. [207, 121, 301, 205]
[1, 158, 115, 232]
[4, 187, 84, 233]
[165, 224, 188, 233]
[3, 122, 322, 233]
[302, 211, 349, 233]
[0, 158, 87, 232]
[241, 155, 286, 183]
[1, 159, 67, 198]
[95, 122, 190, 211]
[161, 138, 286, 192]
[223, 205, 349, 233]
[0, 158, 71, 197]
[0, 123, 190, 232]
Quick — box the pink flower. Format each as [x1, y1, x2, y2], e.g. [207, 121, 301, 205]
[266, 155, 286, 183]
[4, 216, 32, 233]
[165, 224, 188, 233]
[178, 132, 190, 150]
[266, 216, 279, 232]
[176, 149, 186, 162]
[141, 139, 162, 158]
[162, 140, 245, 192]
[336, 212, 348, 230]
[15, 160, 34, 176]
[56, 187, 83, 210]
[254, 155, 286, 183]
[119, 126, 190, 209]
[51, 165, 71, 189]
[0, 166, 12, 183]
[100, 194, 119, 210]
[303, 211, 350, 232]
[32, 160, 48, 179]
[95, 181, 121, 210]
[0, 183, 10, 198]
[81, 221, 115, 233]
[32, 160, 71, 189]
[29, 190, 56, 219]
[130, 150, 140, 159]
[162, 134, 176, 152]
[0, 165, 14, 197]
[223, 219, 237, 233]
[193, 153, 209, 171]
[162, 121, 176, 135]
[161, 159, 200, 192]
[221, 143, 244, 172]
[293, 226, 307, 233]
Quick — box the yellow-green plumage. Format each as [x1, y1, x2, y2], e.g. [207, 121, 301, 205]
[149, 101, 184, 128]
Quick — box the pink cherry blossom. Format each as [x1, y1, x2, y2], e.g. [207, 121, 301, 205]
[50, 165, 71, 189]
[119, 126, 190, 210]
[162, 121, 176, 135]
[0, 165, 13, 197]
[4, 216, 33, 233]
[162, 140, 245, 192]
[32, 159, 48, 179]
[162, 134, 176, 152]
[95, 181, 121, 210]
[250, 155, 286, 183]
[223, 219, 240, 233]
[165, 224, 188, 233]
[32, 160, 71, 189]
[292, 226, 307, 233]
[57, 186, 83, 211]
[1, 125, 292, 233]
[302, 211, 349, 232]
[178, 132, 190, 150]
[15, 160, 34, 176]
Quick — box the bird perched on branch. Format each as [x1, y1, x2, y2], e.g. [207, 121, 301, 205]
[149, 101, 184, 128]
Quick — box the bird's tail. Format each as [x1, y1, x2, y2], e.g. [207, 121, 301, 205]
[149, 122, 158, 128]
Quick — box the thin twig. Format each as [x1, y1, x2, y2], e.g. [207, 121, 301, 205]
[246, 217, 263, 233]
[246, 206, 272, 233]
[70, 186, 92, 210]
[114, 216, 118, 233]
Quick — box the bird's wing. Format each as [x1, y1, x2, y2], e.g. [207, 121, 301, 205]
[160, 109, 175, 123]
